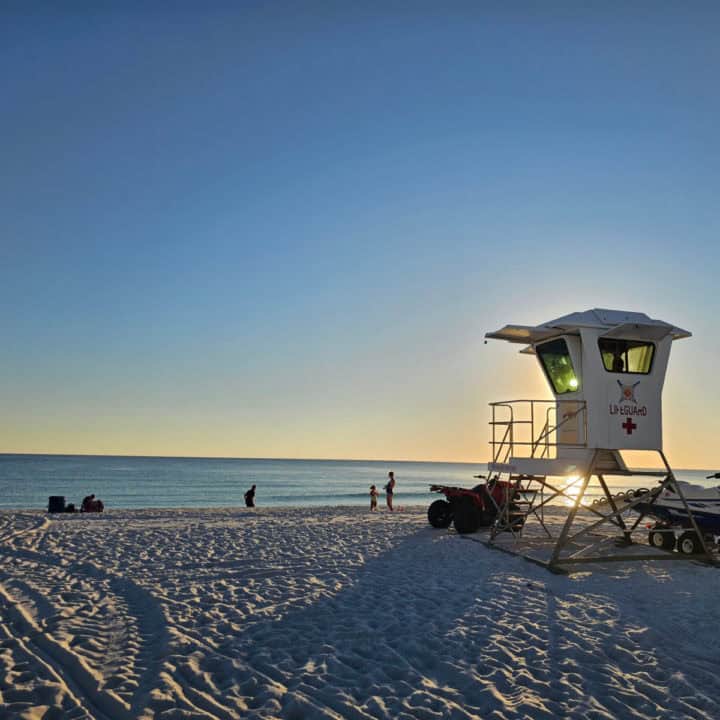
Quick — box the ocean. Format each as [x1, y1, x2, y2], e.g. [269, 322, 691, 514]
[0, 454, 717, 511]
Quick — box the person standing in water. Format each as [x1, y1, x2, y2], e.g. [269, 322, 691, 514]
[244, 484, 256, 508]
[384, 471, 395, 512]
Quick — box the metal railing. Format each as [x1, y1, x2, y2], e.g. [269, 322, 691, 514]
[489, 399, 588, 464]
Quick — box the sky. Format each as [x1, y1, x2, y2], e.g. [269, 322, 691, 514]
[1, 3, 719, 465]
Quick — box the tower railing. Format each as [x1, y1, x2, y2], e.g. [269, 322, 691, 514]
[489, 400, 588, 465]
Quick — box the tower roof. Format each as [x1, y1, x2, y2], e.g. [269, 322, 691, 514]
[485, 308, 691, 345]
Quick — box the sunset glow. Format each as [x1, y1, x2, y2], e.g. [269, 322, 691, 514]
[561, 476, 587, 508]
[2, 6, 718, 466]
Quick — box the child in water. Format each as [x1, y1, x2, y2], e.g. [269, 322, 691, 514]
[369, 485, 378, 511]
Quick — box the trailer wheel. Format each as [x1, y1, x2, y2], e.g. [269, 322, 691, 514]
[678, 530, 702, 555]
[428, 499, 453, 528]
[648, 529, 675, 551]
[453, 498, 481, 535]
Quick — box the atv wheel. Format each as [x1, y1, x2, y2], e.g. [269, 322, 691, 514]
[453, 498, 482, 534]
[428, 499, 453, 528]
[678, 530, 702, 555]
[648, 529, 675, 551]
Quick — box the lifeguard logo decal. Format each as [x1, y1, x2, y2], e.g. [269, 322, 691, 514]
[609, 379, 647, 420]
[617, 380, 640, 404]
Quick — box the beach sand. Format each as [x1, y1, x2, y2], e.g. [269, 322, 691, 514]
[1, 506, 719, 719]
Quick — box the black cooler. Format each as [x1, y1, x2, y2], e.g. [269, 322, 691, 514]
[48, 496, 66, 513]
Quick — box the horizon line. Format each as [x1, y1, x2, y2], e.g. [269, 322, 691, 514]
[0, 450, 484, 465]
[0, 451, 715, 472]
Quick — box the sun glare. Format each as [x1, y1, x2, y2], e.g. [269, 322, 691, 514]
[562, 475, 586, 507]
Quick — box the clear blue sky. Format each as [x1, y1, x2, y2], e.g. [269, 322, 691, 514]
[2, 3, 719, 463]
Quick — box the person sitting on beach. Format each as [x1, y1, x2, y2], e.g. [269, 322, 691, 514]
[244, 484, 256, 508]
[369, 485, 378, 511]
[81, 494, 104, 513]
[384, 471, 395, 512]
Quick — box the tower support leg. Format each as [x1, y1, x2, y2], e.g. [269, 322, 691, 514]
[597, 473, 631, 543]
[548, 451, 598, 568]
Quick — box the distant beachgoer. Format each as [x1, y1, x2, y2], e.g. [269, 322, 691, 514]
[369, 485, 378, 511]
[244, 485, 256, 508]
[385, 472, 395, 512]
[81, 494, 104, 513]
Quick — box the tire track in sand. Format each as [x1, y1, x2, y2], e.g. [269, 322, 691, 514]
[0, 527, 172, 718]
[0, 512, 49, 545]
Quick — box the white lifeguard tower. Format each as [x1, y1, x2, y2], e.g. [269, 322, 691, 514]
[484, 308, 713, 570]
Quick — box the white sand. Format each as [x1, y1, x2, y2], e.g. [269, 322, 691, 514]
[1, 506, 719, 719]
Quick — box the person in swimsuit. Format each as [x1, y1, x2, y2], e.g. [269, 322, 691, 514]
[244, 484, 256, 508]
[385, 471, 395, 512]
[369, 485, 378, 511]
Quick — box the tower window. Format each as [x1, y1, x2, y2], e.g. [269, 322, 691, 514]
[598, 338, 655, 374]
[536, 339, 580, 394]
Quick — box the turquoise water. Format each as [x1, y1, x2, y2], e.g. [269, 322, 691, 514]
[0, 454, 717, 511]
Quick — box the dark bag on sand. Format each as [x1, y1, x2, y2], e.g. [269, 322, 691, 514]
[48, 496, 66, 513]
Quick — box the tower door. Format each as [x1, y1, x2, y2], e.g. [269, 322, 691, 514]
[557, 401, 584, 447]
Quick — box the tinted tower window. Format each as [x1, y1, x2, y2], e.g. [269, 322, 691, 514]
[536, 339, 580, 394]
[598, 339, 655, 374]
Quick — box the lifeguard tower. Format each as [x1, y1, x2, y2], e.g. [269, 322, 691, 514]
[484, 308, 713, 571]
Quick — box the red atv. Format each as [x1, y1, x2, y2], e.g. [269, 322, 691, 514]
[428, 476, 524, 534]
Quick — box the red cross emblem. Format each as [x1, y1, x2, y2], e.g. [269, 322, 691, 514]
[622, 418, 637, 435]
